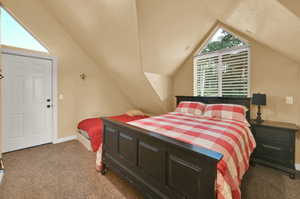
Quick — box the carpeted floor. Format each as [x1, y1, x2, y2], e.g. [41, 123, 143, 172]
[0, 141, 299, 199]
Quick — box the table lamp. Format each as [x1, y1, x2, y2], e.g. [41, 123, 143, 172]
[252, 93, 266, 123]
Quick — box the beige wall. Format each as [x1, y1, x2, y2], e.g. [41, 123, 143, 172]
[173, 37, 300, 164]
[0, 0, 133, 141]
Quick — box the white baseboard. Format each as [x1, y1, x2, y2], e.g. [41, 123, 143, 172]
[295, 164, 300, 171]
[53, 135, 77, 144]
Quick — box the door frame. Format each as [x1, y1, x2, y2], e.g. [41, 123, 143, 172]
[1, 47, 58, 151]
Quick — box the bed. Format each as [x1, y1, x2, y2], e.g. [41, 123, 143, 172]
[77, 114, 149, 170]
[100, 96, 255, 199]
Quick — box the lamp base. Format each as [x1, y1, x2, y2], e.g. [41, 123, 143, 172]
[255, 105, 264, 124]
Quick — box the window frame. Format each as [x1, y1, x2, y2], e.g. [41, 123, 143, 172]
[193, 27, 251, 97]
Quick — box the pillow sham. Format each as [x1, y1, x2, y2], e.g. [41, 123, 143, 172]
[203, 104, 248, 123]
[175, 101, 206, 115]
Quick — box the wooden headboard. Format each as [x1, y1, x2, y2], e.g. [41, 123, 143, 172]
[176, 96, 251, 121]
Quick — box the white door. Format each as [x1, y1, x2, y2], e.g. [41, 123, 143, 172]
[2, 53, 53, 152]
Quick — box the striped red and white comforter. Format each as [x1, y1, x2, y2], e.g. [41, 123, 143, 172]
[128, 112, 256, 199]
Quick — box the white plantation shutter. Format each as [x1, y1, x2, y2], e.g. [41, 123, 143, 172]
[193, 55, 219, 96]
[194, 46, 249, 97]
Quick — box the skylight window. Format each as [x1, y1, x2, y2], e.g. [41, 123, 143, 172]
[0, 7, 48, 53]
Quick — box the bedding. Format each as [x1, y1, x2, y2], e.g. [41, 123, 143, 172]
[128, 112, 255, 199]
[77, 118, 102, 151]
[77, 114, 149, 171]
[175, 101, 206, 116]
[204, 104, 248, 124]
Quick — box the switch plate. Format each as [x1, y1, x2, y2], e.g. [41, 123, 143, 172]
[286, 96, 293, 104]
[59, 94, 64, 100]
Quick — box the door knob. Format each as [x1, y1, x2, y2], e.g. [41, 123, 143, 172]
[47, 105, 51, 108]
[46, 99, 51, 102]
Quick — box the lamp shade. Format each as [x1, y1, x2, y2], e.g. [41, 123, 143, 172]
[252, 93, 266, 105]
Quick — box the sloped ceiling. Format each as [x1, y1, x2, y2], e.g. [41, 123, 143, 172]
[136, 0, 239, 75]
[38, 0, 239, 113]
[39, 0, 167, 114]
[278, 0, 300, 18]
[221, 0, 300, 64]
[3, 0, 300, 113]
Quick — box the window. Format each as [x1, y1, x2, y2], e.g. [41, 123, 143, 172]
[0, 7, 48, 53]
[193, 28, 249, 97]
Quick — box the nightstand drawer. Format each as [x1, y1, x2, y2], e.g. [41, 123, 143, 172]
[252, 126, 291, 146]
[254, 143, 293, 168]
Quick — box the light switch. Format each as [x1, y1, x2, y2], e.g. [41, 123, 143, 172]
[286, 96, 293, 104]
[59, 94, 64, 100]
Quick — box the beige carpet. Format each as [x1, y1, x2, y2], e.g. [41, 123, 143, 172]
[0, 141, 299, 199]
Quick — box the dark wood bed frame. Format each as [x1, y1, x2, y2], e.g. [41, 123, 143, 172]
[101, 96, 251, 199]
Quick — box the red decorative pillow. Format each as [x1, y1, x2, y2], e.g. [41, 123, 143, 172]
[203, 104, 248, 123]
[175, 101, 206, 115]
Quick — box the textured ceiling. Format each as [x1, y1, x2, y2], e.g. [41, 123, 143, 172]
[2, 0, 300, 113]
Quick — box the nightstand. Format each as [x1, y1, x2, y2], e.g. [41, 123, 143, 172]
[250, 120, 299, 179]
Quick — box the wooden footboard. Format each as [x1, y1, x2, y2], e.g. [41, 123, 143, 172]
[101, 118, 223, 199]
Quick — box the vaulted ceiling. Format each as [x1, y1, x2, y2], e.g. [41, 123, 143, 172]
[2, 0, 300, 113]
